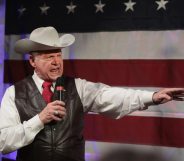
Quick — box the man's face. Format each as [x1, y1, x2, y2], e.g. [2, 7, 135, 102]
[29, 50, 63, 81]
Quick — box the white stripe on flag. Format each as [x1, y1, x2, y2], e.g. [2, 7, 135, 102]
[5, 30, 184, 60]
[85, 141, 184, 161]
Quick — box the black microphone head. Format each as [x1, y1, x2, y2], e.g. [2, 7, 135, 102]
[54, 76, 65, 101]
[56, 76, 64, 88]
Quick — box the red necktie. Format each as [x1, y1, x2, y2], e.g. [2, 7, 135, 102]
[42, 81, 53, 103]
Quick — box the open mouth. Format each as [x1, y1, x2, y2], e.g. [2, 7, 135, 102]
[50, 68, 60, 73]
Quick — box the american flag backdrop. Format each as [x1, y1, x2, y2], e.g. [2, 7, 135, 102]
[4, 0, 184, 160]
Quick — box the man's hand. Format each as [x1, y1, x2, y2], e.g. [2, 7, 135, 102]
[39, 100, 66, 124]
[152, 88, 184, 104]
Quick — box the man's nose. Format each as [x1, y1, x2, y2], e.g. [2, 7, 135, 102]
[51, 56, 60, 64]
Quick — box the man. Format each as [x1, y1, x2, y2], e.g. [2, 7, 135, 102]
[0, 26, 184, 161]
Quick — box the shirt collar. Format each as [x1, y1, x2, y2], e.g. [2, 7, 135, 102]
[32, 71, 56, 93]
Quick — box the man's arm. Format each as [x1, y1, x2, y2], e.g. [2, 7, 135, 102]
[0, 86, 44, 154]
[75, 78, 154, 119]
[75, 78, 184, 119]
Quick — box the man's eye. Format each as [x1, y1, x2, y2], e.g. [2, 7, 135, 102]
[46, 56, 53, 59]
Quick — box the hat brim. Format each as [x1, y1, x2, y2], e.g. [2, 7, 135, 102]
[14, 34, 75, 54]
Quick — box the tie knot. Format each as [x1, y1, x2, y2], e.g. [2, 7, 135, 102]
[42, 81, 52, 88]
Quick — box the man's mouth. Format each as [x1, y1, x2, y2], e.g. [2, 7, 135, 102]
[50, 68, 60, 73]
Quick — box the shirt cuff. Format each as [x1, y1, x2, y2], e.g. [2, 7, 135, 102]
[140, 91, 155, 110]
[25, 114, 44, 132]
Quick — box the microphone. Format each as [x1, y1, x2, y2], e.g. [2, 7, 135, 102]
[55, 76, 65, 102]
[50, 77, 65, 124]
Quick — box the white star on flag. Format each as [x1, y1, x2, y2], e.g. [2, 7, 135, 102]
[17, 6, 26, 17]
[66, 2, 77, 14]
[124, 0, 136, 12]
[40, 3, 50, 15]
[156, 0, 169, 10]
[94, 0, 106, 13]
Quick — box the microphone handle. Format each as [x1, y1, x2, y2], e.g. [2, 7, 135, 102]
[56, 86, 65, 102]
[59, 89, 65, 102]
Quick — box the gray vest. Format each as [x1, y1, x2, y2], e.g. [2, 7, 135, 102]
[14, 76, 85, 161]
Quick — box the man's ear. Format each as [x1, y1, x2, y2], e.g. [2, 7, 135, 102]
[29, 55, 36, 68]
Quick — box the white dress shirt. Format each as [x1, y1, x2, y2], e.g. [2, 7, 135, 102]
[0, 72, 154, 154]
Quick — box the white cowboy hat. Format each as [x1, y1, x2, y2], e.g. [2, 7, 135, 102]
[14, 26, 75, 54]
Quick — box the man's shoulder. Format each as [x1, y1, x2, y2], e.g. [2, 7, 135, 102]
[14, 75, 34, 92]
[15, 75, 33, 86]
[62, 75, 76, 84]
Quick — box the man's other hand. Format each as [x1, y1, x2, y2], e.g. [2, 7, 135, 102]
[152, 88, 184, 105]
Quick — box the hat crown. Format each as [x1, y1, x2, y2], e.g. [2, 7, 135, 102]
[14, 26, 75, 54]
[30, 26, 60, 47]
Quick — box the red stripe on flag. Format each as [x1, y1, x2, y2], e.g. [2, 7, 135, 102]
[4, 59, 184, 87]
[84, 114, 184, 147]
